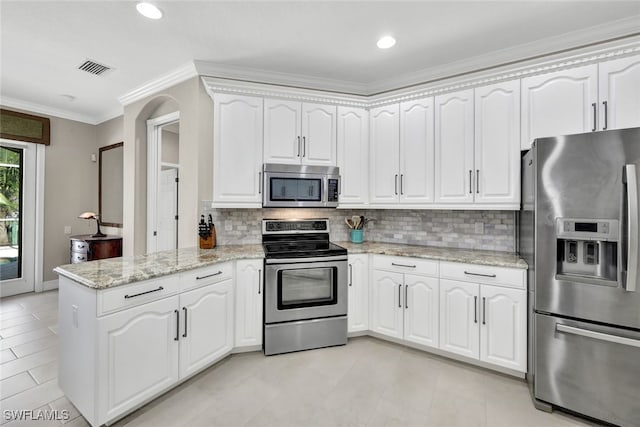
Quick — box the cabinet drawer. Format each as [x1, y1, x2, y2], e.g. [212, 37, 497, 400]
[440, 262, 525, 289]
[71, 240, 89, 253]
[181, 262, 233, 292]
[97, 276, 179, 316]
[372, 255, 438, 277]
[70, 252, 88, 264]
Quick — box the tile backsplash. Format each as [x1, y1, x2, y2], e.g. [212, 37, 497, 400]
[201, 205, 516, 252]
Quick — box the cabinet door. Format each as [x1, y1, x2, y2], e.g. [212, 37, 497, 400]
[400, 97, 435, 204]
[370, 269, 403, 339]
[474, 80, 521, 205]
[480, 285, 526, 372]
[404, 274, 439, 348]
[348, 254, 369, 333]
[369, 104, 400, 204]
[213, 94, 263, 206]
[521, 64, 598, 150]
[179, 279, 234, 378]
[264, 99, 302, 165]
[98, 296, 179, 422]
[599, 55, 640, 131]
[235, 260, 263, 348]
[301, 103, 337, 166]
[434, 89, 475, 204]
[439, 279, 479, 359]
[337, 107, 369, 205]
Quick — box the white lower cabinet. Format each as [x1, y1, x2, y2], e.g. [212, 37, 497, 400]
[370, 256, 440, 349]
[235, 260, 263, 348]
[179, 279, 234, 378]
[439, 275, 527, 372]
[347, 254, 369, 333]
[98, 296, 180, 422]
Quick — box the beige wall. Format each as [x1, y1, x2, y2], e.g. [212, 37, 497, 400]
[123, 77, 213, 256]
[161, 129, 179, 165]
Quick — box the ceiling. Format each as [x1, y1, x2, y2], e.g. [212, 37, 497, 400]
[1, 1, 639, 124]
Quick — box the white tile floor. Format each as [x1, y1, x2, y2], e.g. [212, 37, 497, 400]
[1, 291, 598, 427]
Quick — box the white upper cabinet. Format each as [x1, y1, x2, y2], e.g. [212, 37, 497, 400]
[435, 89, 475, 204]
[474, 80, 521, 206]
[599, 55, 640, 131]
[213, 94, 263, 207]
[521, 64, 598, 150]
[400, 98, 435, 204]
[263, 99, 302, 165]
[369, 104, 400, 204]
[264, 100, 336, 166]
[337, 107, 369, 205]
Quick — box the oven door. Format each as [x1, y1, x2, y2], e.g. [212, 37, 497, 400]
[265, 257, 347, 323]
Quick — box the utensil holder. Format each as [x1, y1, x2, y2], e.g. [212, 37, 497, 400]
[350, 229, 364, 244]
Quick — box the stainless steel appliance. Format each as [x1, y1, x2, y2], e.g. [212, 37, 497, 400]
[262, 219, 348, 355]
[262, 163, 340, 208]
[519, 128, 640, 427]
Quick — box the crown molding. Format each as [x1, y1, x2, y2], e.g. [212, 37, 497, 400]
[366, 15, 640, 95]
[194, 60, 369, 96]
[0, 96, 122, 125]
[201, 76, 369, 108]
[117, 62, 198, 106]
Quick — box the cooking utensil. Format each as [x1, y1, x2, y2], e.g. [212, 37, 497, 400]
[352, 215, 361, 229]
[345, 218, 353, 229]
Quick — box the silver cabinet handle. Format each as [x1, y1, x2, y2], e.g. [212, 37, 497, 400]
[405, 285, 408, 309]
[258, 269, 262, 294]
[592, 102, 597, 132]
[625, 164, 638, 292]
[174, 310, 180, 341]
[556, 324, 640, 348]
[297, 136, 301, 157]
[398, 284, 402, 308]
[469, 170, 472, 194]
[391, 262, 416, 268]
[302, 136, 306, 157]
[258, 171, 262, 194]
[348, 264, 353, 286]
[124, 286, 164, 299]
[394, 174, 398, 195]
[196, 271, 223, 280]
[482, 297, 486, 325]
[474, 296, 478, 323]
[602, 101, 608, 130]
[476, 170, 479, 194]
[464, 271, 496, 278]
[400, 174, 404, 195]
[182, 307, 188, 338]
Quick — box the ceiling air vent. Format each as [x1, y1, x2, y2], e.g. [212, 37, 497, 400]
[77, 60, 112, 76]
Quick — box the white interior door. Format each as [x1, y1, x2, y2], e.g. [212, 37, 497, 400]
[157, 168, 178, 252]
[0, 140, 36, 297]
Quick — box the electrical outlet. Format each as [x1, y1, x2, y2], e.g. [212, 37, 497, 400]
[64, 226, 72, 235]
[475, 222, 484, 234]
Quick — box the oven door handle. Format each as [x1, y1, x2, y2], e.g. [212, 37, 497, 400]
[266, 255, 348, 264]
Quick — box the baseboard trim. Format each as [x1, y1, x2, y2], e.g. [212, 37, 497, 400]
[42, 279, 59, 291]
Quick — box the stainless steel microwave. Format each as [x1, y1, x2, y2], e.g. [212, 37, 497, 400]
[262, 163, 340, 208]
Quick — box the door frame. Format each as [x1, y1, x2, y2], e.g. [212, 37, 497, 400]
[0, 139, 44, 297]
[146, 112, 179, 254]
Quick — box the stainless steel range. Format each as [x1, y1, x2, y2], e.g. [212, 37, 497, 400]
[262, 219, 348, 356]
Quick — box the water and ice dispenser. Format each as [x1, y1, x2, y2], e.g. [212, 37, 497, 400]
[556, 218, 619, 285]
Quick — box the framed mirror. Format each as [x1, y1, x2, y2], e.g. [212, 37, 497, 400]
[99, 142, 124, 227]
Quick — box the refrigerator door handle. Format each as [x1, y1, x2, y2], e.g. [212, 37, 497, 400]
[556, 324, 640, 349]
[625, 164, 638, 292]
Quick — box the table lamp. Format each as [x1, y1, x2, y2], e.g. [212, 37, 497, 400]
[78, 212, 106, 237]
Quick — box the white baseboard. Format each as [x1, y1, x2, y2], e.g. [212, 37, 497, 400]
[42, 279, 59, 291]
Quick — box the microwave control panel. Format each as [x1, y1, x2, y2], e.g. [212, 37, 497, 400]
[327, 179, 339, 202]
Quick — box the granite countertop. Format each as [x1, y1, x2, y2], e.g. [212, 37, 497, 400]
[336, 241, 528, 270]
[54, 244, 264, 290]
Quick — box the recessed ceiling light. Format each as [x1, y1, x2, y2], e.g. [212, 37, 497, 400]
[136, 2, 163, 20]
[377, 36, 396, 49]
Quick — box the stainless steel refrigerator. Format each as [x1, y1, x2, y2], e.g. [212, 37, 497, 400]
[520, 128, 640, 427]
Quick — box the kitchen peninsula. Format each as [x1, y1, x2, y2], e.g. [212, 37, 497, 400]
[55, 243, 527, 427]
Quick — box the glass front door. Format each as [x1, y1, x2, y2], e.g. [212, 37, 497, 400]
[278, 266, 337, 310]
